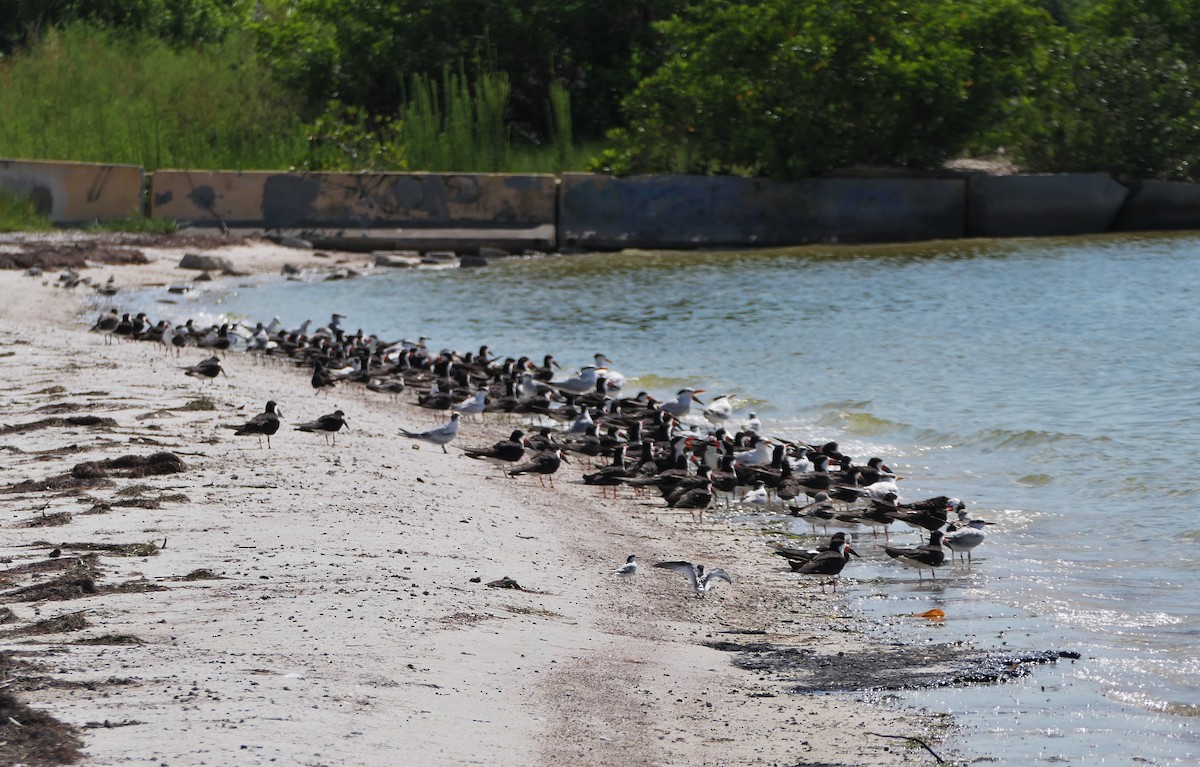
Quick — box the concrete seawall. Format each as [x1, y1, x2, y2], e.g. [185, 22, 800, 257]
[3, 159, 1199, 251]
[0, 159, 144, 225]
[557, 173, 966, 248]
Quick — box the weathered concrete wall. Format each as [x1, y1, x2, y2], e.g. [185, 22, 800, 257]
[0, 159, 144, 223]
[558, 173, 966, 249]
[1111, 179, 1200, 232]
[8, 157, 1200, 249]
[149, 171, 558, 231]
[966, 173, 1129, 238]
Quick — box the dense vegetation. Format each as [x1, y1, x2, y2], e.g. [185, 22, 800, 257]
[1, 0, 1198, 181]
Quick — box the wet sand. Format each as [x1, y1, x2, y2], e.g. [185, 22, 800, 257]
[0, 234, 945, 766]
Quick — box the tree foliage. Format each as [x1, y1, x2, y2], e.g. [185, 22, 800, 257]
[599, 0, 1054, 179]
[0, 0, 251, 51]
[1004, 0, 1200, 180]
[250, 0, 679, 141]
[4, 0, 1200, 180]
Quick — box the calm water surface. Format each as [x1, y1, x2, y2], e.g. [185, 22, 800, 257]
[125, 232, 1200, 764]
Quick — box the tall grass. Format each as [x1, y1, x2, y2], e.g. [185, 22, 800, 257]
[400, 66, 512, 172]
[0, 189, 53, 232]
[0, 24, 305, 170]
[0, 24, 595, 174]
[397, 68, 596, 173]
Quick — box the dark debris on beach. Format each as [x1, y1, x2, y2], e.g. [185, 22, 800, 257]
[705, 639, 1081, 693]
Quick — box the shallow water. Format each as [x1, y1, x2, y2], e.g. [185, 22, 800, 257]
[119, 232, 1200, 764]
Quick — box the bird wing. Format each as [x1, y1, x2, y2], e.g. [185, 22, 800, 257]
[654, 561, 699, 590]
[705, 568, 734, 586]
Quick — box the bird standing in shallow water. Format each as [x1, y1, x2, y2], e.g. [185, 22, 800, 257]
[795, 540, 857, 593]
[884, 529, 947, 581]
[944, 517, 992, 564]
[654, 560, 733, 598]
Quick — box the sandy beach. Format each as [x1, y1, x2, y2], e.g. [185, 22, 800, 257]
[0, 234, 947, 766]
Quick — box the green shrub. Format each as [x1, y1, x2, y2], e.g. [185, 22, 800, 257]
[599, 0, 1053, 179]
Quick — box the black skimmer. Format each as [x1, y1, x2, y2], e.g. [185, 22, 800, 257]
[654, 560, 733, 598]
[774, 532, 854, 565]
[229, 400, 283, 448]
[794, 540, 857, 593]
[506, 448, 569, 488]
[884, 530, 947, 581]
[461, 429, 526, 466]
[530, 354, 560, 381]
[583, 445, 631, 497]
[294, 409, 348, 445]
[182, 356, 226, 380]
[400, 412, 462, 453]
[90, 309, 120, 342]
[886, 495, 953, 533]
[311, 361, 337, 395]
[615, 554, 638, 576]
[667, 479, 714, 523]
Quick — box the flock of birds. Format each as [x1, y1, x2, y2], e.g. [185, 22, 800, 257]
[88, 306, 995, 597]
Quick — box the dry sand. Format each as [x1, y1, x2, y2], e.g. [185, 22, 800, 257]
[0, 235, 948, 766]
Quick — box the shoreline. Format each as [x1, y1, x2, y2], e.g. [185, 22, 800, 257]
[1, 236, 951, 766]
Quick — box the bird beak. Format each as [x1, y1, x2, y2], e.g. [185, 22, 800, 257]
[691, 390, 705, 404]
[847, 546, 860, 558]
[560, 452, 571, 463]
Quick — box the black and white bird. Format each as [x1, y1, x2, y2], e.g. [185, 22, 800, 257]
[615, 554, 638, 576]
[182, 355, 226, 380]
[400, 412, 462, 453]
[654, 560, 733, 598]
[884, 529, 947, 581]
[506, 448, 569, 488]
[461, 429, 526, 466]
[229, 400, 283, 448]
[294, 409, 348, 445]
[794, 541, 857, 593]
